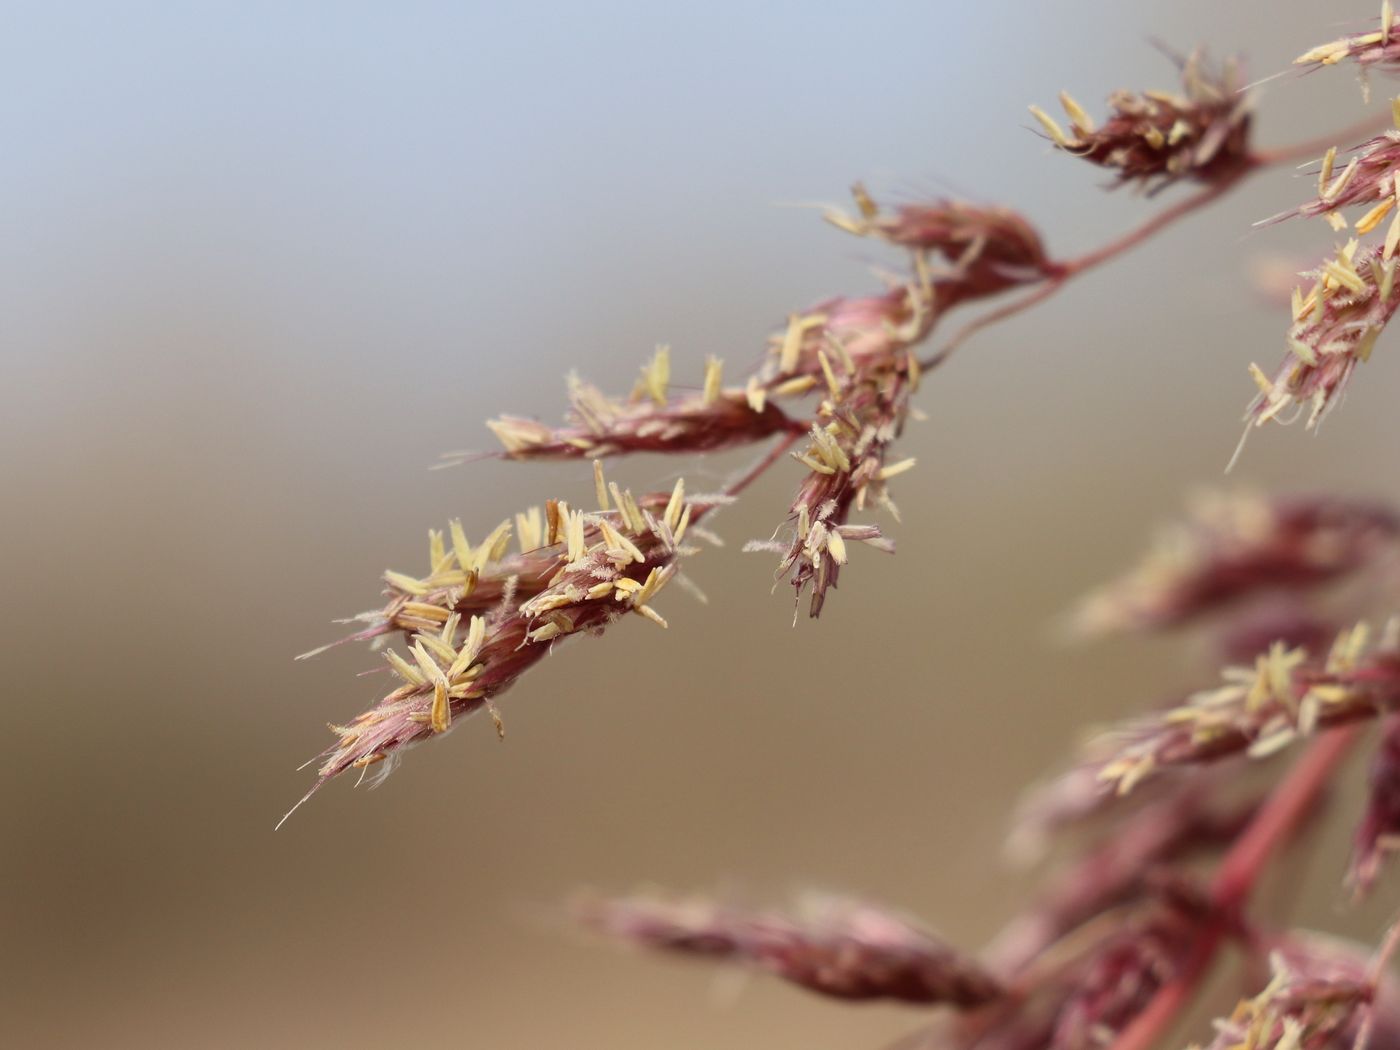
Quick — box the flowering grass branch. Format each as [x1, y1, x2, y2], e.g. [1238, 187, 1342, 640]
[1110, 726, 1364, 1050]
[575, 892, 1006, 1007]
[921, 119, 1397, 375]
[296, 5, 1400, 1048]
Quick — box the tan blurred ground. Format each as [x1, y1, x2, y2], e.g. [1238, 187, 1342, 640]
[5, 2, 1400, 1047]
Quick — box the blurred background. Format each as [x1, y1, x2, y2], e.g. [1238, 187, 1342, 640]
[6, 1, 1400, 1046]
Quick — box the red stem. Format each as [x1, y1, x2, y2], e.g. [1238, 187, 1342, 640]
[722, 432, 801, 500]
[919, 171, 1249, 370]
[919, 278, 1069, 372]
[1210, 726, 1358, 909]
[1060, 174, 1248, 278]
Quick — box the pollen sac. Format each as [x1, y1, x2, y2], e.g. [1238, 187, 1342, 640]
[1032, 50, 1251, 193]
[577, 891, 1005, 1008]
